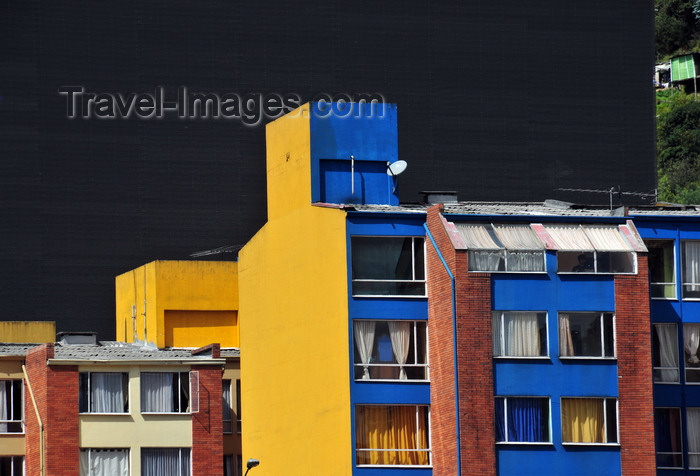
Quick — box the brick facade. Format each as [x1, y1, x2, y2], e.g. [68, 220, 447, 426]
[24, 344, 80, 476]
[615, 254, 656, 475]
[192, 364, 224, 475]
[427, 205, 497, 476]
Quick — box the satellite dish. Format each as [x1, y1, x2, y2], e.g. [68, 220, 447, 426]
[387, 160, 408, 176]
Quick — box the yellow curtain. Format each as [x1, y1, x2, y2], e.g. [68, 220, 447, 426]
[356, 406, 429, 465]
[561, 398, 604, 443]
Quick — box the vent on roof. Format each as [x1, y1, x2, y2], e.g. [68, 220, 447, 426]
[421, 191, 458, 204]
[57, 331, 97, 346]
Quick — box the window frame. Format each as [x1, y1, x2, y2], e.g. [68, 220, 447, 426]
[141, 448, 190, 476]
[653, 323, 680, 384]
[492, 311, 548, 359]
[556, 250, 637, 275]
[682, 240, 700, 300]
[352, 319, 428, 381]
[0, 380, 23, 434]
[495, 396, 551, 444]
[683, 324, 700, 385]
[351, 236, 426, 298]
[355, 404, 431, 467]
[561, 397, 618, 445]
[79, 372, 130, 414]
[235, 379, 241, 434]
[0, 456, 24, 476]
[80, 448, 129, 476]
[655, 407, 683, 469]
[558, 312, 616, 359]
[140, 372, 193, 414]
[223, 379, 233, 434]
[646, 239, 677, 299]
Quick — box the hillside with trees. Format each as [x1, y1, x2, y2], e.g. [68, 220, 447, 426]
[655, 0, 700, 204]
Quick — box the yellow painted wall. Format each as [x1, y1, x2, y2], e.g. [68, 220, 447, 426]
[0, 359, 25, 456]
[79, 365, 194, 476]
[239, 104, 353, 476]
[0, 322, 55, 343]
[115, 261, 238, 348]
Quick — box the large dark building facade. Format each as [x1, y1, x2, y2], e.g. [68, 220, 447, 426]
[0, 0, 655, 338]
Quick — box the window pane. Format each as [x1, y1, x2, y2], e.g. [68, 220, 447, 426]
[142, 448, 190, 476]
[495, 397, 549, 443]
[688, 408, 700, 468]
[505, 250, 545, 272]
[352, 237, 425, 296]
[492, 312, 547, 357]
[655, 408, 683, 468]
[685, 324, 700, 383]
[562, 398, 614, 443]
[222, 380, 232, 434]
[353, 321, 428, 380]
[0, 456, 23, 476]
[355, 406, 430, 466]
[653, 324, 680, 383]
[647, 240, 676, 298]
[683, 241, 700, 299]
[468, 250, 504, 271]
[559, 313, 614, 358]
[80, 449, 128, 476]
[141, 373, 188, 413]
[0, 380, 23, 433]
[560, 252, 594, 273]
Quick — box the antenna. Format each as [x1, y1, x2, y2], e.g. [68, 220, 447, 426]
[387, 160, 408, 193]
[556, 186, 657, 209]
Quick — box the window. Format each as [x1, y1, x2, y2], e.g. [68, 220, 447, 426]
[492, 312, 547, 357]
[495, 397, 550, 443]
[687, 408, 700, 469]
[223, 380, 232, 434]
[140, 372, 193, 413]
[141, 448, 189, 476]
[79, 373, 129, 414]
[351, 237, 425, 296]
[0, 456, 23, 476]
[548, 224, 637, 274]
[0, 380, 23, 433]
[223, 455, 234, 476]
[682, 241, 700, 299]
[559, 312, 614, 358]
[235, 379, 241, 433]
[647, 240, 676, 298]
[655, 408, 683, 469]
[653, 324, 680, 383]
[684, 324, 700, 383]
[561, 397, 617, 444]
[355, 405, 430, 466]
[353, 320, 427, 380]
[80, 449, 129, 476]
[456, 224, 545, 272]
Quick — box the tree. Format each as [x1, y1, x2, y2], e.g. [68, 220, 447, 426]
[655, 0, 699, 58]
[656, 91, 700, 203]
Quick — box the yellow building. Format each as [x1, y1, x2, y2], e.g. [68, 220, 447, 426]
[115, 260, 239, 349]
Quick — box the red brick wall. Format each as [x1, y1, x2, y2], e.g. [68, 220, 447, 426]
[24, 344, 80, 476]
[426, 206, 496, 476]
[615, 254, 656, 475]
[191, 365, 224, 475]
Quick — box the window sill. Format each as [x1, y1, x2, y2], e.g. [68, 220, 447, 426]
[559, 357, 617, 361]
[141, 412, 191, 415]
[496, 441, 552, 446]
[558, 272, 636, 276]
[354, 379, 430, 383]
[352, 294, 427, 299]
[79, 412, 130, 416]
[562, 442, 620, 447]
[468, 270, 547, 274]
[356, 464, 432, 468]
[494, 356, 550, 360]
[0, 431, 24, 435]
[651, 297, 678, 301]
[653, 381, 681, 385]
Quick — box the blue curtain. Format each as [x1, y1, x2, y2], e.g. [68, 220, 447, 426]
[496, 398, 547, 442]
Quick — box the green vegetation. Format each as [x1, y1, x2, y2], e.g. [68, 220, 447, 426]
[656, 89, 700, 204]
[655, 0, 700, 59]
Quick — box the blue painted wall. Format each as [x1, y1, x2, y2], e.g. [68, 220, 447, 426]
[492, 252, 620, 476]
[310, 102, 400, 206]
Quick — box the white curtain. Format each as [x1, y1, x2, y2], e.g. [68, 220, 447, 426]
[559, 314, 575, 357]
[655, 324, 680, 382]
[92, 373, 125, 413]
[0, 381, 7, 432]
[504, 312, 540, 356]
[685, 242, 700, 291]
[685, 325, 700, 365]
[354, 321, 376, 379]
[507, 251, 544, 272]
[689, 409, 700, 468]
[80, 449, 128, 476]
[388, 322, 411, 380]
[141, 373, 174, 412]
[222, 382, 232, 433]
[469, 250, 503, 271]
[142, 448, 190, 476]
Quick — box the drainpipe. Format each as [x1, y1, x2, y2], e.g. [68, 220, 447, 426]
[424, 223, 462, 476]
[22, 365, 45, 476]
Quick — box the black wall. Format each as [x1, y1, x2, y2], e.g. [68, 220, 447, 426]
[0, 1, 655, 339]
